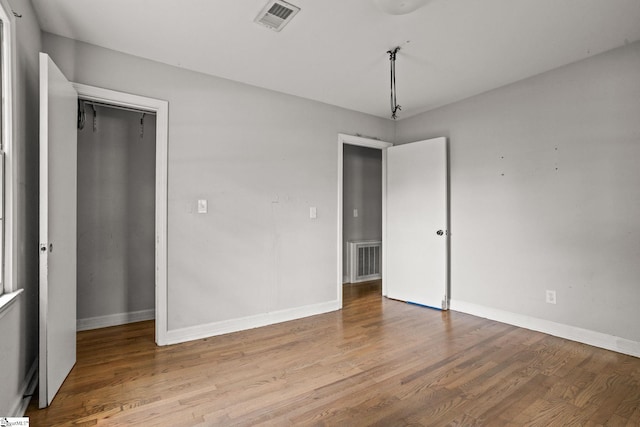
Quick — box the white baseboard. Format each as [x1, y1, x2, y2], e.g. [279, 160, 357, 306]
[10, 357, 38, 417]
[77, 309, 156, 331]
[165, 300, 341, 345]
[450, 300, 640, 358]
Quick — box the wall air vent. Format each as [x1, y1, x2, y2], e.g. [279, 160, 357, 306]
[254, 0, 300, 32]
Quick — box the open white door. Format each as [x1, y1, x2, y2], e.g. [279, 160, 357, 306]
[385, 137, 448, 309]
[39, 52, 78, 408]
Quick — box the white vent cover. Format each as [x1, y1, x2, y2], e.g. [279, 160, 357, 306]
[348, 240, 382, 284]
[254, 0, 300, 32]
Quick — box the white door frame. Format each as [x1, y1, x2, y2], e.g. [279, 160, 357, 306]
[72, 83, 169, 345]
[337, 134, 393, 307]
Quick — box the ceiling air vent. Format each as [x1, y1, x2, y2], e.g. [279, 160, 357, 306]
[254, 0, 300, 32]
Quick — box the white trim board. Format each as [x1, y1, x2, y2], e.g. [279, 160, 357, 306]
[450, 300, 640, 358]
[0, 289, 22, 320]
[165, 300, 340, 345]
[0, 0, 17, 297]
[77, 309, 156, 331]
[9, 358, 37, 417]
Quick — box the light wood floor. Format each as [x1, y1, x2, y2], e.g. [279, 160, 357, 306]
[26, 281, 640, 426]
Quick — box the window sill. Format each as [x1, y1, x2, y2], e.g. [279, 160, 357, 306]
[0, 289, 23, 320]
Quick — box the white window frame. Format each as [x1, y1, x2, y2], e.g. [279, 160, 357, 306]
[0, 0, 20, 314]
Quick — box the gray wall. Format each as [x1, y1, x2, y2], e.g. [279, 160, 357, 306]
[342, 145, 382, 280]
[77, 105, 156, 320]
[0, 0, 41, 415]
[396, 41, 640, 342]
[43, 32, 393, 331]
[3, 10, 637, 415]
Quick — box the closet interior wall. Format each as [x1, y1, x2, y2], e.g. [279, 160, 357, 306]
[76, 103, 156, 326]
[342, 145, 383, 282]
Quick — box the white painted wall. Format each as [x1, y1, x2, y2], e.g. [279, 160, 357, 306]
[342, 145, 382, 280]
[0, 0, 41, 416]
[396, 41, 640, 343]
[77, 105, 156, 322]
[42, 33, 393, 333]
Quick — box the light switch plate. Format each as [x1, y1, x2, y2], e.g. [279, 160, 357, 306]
[353, 209, 358, 218]
[197, 199, 208, 214]
[310, 206, 317, 219]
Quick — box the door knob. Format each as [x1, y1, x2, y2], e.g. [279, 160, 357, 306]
[436, 230, 444, 236]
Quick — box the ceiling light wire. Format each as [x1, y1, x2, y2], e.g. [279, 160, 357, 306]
[388, 46, 401, 120]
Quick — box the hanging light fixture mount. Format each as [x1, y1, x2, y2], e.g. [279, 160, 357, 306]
[388, 46, 402, 120]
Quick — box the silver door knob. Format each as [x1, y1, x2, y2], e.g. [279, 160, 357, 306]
[436, 230, 444, 236]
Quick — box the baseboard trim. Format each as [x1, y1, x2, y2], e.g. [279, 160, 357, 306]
[77, 309, 156, 331]
[165, 300, 341, 345]
[10, 357, 38, 417]
[450, 300, 640, 358]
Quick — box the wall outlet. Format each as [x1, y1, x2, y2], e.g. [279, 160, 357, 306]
[545, 290, 556, 304]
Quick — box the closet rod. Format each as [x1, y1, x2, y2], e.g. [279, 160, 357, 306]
[81, 99, 156, 116]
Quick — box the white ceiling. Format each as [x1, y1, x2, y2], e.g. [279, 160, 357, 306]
[31, 0, 640, 120]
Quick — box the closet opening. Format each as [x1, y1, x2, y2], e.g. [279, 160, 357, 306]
[76, 99, 157, 336]
[342, 144, 383, 300]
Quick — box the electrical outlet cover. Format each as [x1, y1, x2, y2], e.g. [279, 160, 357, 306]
[545, 290, 556, 304]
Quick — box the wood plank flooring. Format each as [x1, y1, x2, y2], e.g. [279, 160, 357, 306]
[26, 281, 640, 426]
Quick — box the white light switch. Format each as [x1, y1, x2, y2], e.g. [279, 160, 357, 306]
[310, 206, 317, 219]
[197, 199, 208, 214]
[353, 208, 358, 218]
